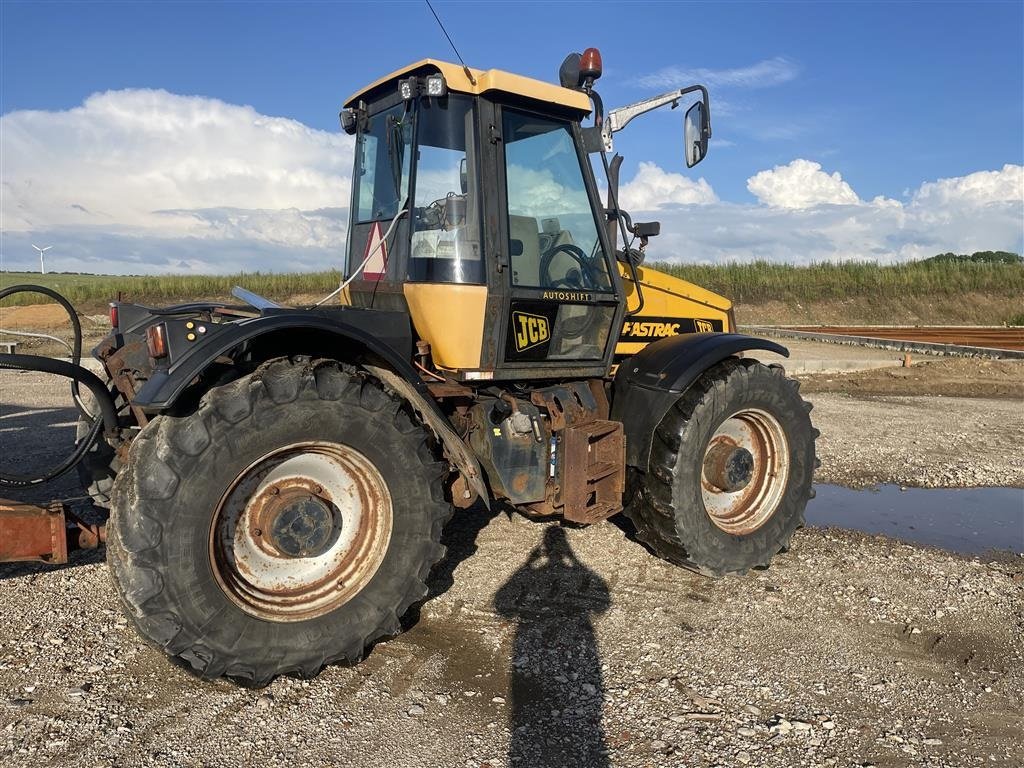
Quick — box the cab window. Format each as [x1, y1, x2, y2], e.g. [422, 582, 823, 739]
[502, 109, 613, 292]
[354, 102, 413, 223]
[408, 95, 483, 284]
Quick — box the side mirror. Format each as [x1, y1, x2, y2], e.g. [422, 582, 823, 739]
[684, 101, 709, 168]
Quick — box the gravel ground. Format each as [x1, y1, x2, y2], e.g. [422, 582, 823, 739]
[1, 369, 1022, 767]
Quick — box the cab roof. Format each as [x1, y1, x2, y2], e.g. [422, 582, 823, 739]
[344, 58, 592, 115]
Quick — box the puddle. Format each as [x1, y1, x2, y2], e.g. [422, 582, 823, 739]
[806, 484, 1024, 554]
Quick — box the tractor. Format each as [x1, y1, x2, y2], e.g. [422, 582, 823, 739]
[0, 50, 816, 686]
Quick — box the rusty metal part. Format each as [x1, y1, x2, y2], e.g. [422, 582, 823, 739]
[101, 338, 152, 427]
[559, 420, 626, 524]
[787, 325, 1024, 351]
[702, 442, 754, 493]
[701, 409, 789, 535]
[526, 420, 626, 523]
[210, 441, 393, 622]
[450, 474, 478, 508]
[426, 379, 474, 399]
[0, 501, 67, 563]
[0, 500, 107, 564]
[362, 364, 488, 506]
[530, 381, 601, 432]
[752, 325, 1024, 358]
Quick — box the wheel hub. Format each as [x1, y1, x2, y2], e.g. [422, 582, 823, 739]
[260, 487, 339, 558]
[211, 442, 393, 622]
[703, 443, 754, 493]
[700, 409, 790, 536]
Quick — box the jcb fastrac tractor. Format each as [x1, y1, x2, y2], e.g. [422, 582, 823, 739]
[1, 50, 816, 686]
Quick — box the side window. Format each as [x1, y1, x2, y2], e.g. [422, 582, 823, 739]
[354, 103, 413, 223]
[502, 109, 612, 292]
[409, 95, 483, 284]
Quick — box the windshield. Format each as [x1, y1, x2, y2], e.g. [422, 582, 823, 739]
[354, 102, 414, 222]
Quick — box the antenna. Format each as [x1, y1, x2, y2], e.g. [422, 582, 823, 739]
[31, 244, 52, 275]
[424, 0, 477, 86]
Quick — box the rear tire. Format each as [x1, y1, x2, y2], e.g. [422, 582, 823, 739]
[626, 358, 816, 576]
[107, 357, 452, 686]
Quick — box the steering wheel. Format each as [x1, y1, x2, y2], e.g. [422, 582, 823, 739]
[540, 243, 599, 290]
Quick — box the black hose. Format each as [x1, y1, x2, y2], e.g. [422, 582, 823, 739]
[0, 284, 120, 487]
[0, 283, 94, 418]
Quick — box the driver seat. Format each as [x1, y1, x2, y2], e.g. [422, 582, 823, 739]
[508, 215, 541, 286]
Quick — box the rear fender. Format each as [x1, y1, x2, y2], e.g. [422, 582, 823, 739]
[611, 333, 789, 469]
[131, 311, 490, 507]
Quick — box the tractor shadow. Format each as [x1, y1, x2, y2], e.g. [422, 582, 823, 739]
[494, 526, 611, 768]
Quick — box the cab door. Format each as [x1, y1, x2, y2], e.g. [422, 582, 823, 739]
[490, 103, 624, 379]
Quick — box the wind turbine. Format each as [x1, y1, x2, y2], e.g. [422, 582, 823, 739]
[31, 244, 52, 275]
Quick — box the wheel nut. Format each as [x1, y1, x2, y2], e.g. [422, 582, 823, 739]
[254, 528, 262, 537]
[314, 485, 323, 494]
[269, 486, 279, 495]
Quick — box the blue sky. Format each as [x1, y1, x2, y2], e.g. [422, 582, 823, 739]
[2, 0, 1022, 273]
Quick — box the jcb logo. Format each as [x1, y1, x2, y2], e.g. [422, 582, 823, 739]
[695, 319, 714, 333]
[512, 311, 550, 352]
[621, 321, 681, 338]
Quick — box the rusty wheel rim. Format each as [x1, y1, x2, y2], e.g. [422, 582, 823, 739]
[210, 441, 392, 622]
[700, 409, 789, 535]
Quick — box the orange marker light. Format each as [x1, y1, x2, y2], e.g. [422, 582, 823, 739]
[146, 324, 168, 359]
[579, 48, 603, 81]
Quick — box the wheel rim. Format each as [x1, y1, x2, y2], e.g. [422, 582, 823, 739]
[210, 441, 392, 622]
[700, 409, 790, 535]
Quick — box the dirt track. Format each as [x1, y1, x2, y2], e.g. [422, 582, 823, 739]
[1, 369, 1022, 767]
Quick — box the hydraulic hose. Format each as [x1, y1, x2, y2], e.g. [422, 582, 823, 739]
[0, 284, 120, 487]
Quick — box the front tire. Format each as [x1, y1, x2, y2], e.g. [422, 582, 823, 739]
[626, 358, 817, 576]
[107, 357, 452, 685]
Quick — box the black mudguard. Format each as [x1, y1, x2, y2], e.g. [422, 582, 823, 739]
[129, 306, 490, 505]
[132, 307, 417, 410]
[611, 332, 789, 469]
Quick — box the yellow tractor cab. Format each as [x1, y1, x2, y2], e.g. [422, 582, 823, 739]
[338, 54, 733, 380]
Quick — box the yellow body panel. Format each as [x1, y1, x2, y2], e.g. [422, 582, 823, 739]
[615, 264, 733, 357]
[345, 58, 592, 114]
[403, 283, 489, 370]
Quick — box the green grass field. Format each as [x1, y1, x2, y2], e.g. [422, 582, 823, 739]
[658, 259, 1024, 305]
[2, 258, 1022, 324]
[0, 270, 344, 308]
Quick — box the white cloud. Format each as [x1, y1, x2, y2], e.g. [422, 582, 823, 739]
[1, 88, 1019, 274]
[628, 161, 1023, 265]
[636, 57, 799, 90]
[747, 159, 861, 208]
[618, 161, 717, 209]
[1, 89, 353, 242]
[912, 164, 1024, 206]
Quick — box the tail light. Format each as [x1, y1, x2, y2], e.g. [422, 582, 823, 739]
[146, 324, 168, 359]
[108, 303, 119, 329]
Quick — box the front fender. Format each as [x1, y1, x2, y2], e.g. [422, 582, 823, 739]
[611, 333, 789, 469]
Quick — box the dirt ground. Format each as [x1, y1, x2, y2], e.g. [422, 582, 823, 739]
[1, 362, 1022, 768]
[798, 357, 1024, 400]
[736, 292, 1024, 326]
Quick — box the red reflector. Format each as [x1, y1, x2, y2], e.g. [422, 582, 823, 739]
[109, 303, 119, 328]
[146, 324, 168, 359]
[580, 47, 603, 80]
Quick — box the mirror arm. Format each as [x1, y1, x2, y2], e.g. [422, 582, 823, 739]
[602, 84, 711, 152]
